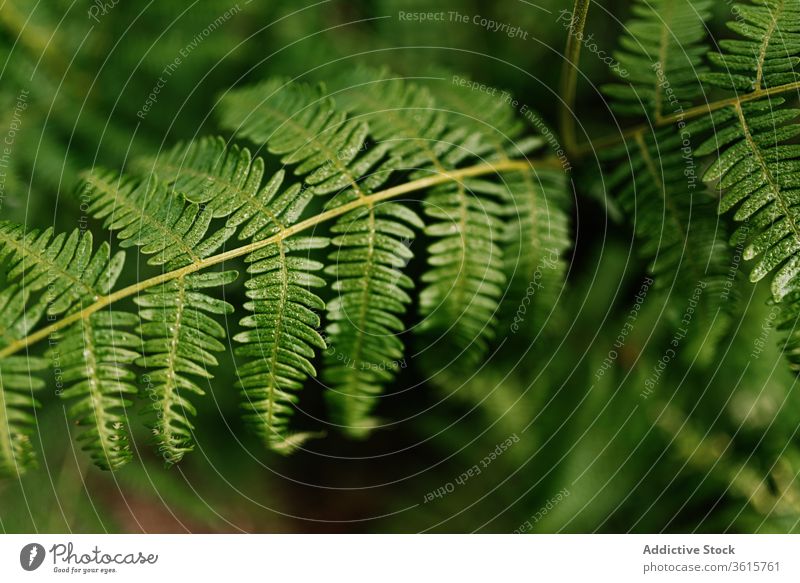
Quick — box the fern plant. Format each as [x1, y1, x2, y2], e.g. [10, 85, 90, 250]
[0, 72, 567, 475]
[592, 0, 800, 365]
[4, 0, 800, 512]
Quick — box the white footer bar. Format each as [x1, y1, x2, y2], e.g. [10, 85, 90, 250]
[1, 534, 797, 581]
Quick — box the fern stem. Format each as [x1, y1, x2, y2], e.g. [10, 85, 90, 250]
[0, 159, 548, 360]
[574, 79, 800, 157]
[753, 0, 784, 91]
[265, 242, 289, 430]
[559, 0, 592, 156]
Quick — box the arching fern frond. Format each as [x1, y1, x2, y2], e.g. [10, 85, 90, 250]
[603, 129, 734, 338]
[135, 136, 267, 219]
[0, 223, 134, 472]
[423, 74, 543, 160]
[0, 222, 125, 315]
[136, 271, 237, 465]
[704, 0, 800, 92]
[418, 179, 509, 364]
[0, 67, 561, 471]
[499, 169, 571, 336]
[0, 276, 47, 478]
[80, 170, 234, 268]
[332, 71, 509, 365]
[218, 78, 396, 196]
[423, 75, 571, 338]
[600, 0, 735, 356]
[692, 98, 800, 301]
[54, 310, 140, 470]
[219, 77, 411, 437]
[0, 224, 122, 476]
[236, 236, 327, 452]
[602, 0, 712, 119]
[0, 354, 47, 477]
[324, 201, 423, 437]
[680, 0, 800, 308]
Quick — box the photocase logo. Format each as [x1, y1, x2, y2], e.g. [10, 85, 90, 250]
[19, 543, 46, 571]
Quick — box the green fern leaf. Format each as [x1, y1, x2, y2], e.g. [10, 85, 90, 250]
[423, 74, 571, 337]
[80, 170, 235, 268]
[324, 201, 423, 437]
[704, 0, 800, 92]
[660, 0, 800, 371]
[227, 166, 329, 452]
[603, 128, 735, 342]
[220, 78, 413, 437]
[136, 271, 237, 465]
[0, 282, 47, 477]
[135, 136, 267, 219]
[0, 355, 47, 477]
[602, 0, 712, 119]
[0, 223, 125, 472]
[237, 236, 328, 452]
[692, 98, 800, 301]
[333, 71, 508, 365]
[218, 79, 396, 195]
[0, 222, 138, 471]
[54, 310, 140, 470]
[601, 1, 735, 357]
[500, 169, 571, 336]
[688, 0, 800, 302]
[0, 222, 125, 315]
[423, 72, 544, 160]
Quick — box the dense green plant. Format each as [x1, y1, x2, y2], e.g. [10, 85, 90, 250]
[0, 70, 569, 474]
[2, 0, 800, 535]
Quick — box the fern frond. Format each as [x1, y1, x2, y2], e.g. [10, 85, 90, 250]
[135, 136, 267, 219]
[218, 78, 396, 196]
[602, 0, 712, 119]
[0, 223, 136, 472]
[692, 97, 800, 302]
[136, 271, 237, 465]
[333, 71, 509, 364]
[80, 170, 234, 268]
[134, 138, 332, 451]
[423, 75, 571, 337]
[220, 78, 414, 436]
[333, 69, 475, 168]
[704, 0, 800, 92]
[0, 278, 52, 477]
[236, 236, 327, 452]
[55, 310, 140, 470]
[150, 136, 339, 452]
[662, 0, 800, 370]
[423, 74, 543, 160]
[0, 355, 46, 477]
[324, 201, 423, 436]
[417, 179, 508, 364]
[0, 65, 558, 467]
[500, 169, 571, 336]
[600, 1, 737, 356]
[0, 222, 125, 315]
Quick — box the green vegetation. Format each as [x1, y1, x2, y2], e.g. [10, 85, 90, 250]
[0, 0, 799, 533]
